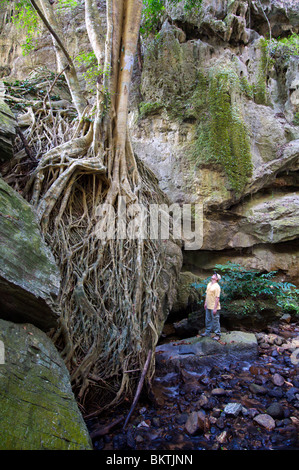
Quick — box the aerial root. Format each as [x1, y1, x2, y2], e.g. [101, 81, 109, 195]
[2, 72, 168, 414]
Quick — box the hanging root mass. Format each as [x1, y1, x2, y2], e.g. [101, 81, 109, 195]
[2, 70, 171, 413]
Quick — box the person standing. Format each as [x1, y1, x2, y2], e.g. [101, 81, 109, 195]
[201, 273, 222, 340]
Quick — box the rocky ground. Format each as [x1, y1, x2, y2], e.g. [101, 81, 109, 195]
[88, 319, 299, 451]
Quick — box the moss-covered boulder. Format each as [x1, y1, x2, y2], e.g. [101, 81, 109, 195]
[0, 177, 60, 331]
[0, 319, 92, 450]
[0, 95, 16, 162]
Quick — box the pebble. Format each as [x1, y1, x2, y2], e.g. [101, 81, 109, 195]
[253, 413, 276, 431]
[223, 403, 243, 417]
[266, 402, 285, 419]
[184, 411, 201, 435]
[272, 373, 285, 386]
[216, 430, 228, 444]
[249, 383, 268, 395]
[211, 387, 228, 396]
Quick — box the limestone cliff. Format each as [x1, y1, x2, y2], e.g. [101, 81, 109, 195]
[130, 0, 299, 283]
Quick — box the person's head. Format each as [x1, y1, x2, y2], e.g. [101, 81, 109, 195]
[211, 272, 221, 282]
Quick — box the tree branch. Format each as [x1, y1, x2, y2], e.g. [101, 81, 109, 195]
[123, 349, 152, 430]
[30, 0, 74, 67]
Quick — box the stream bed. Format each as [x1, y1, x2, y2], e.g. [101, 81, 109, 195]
[88, 320, 299, 451]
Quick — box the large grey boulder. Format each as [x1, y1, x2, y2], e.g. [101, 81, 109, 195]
[0, 177, 60, 331]
[0, 319, 92, 450]
[155, 332, 258, 375]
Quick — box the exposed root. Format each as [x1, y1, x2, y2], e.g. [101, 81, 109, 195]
[1, 71, 173, 414]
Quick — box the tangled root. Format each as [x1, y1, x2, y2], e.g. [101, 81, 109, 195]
[36, 152, 167, 412]
[2, 71, 173, 414]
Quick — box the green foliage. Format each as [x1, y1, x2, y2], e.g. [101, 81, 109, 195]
[190, 67, 252, 194]
[74, 51, 99, 93]
[138, 101, 162, 118]
[141, 0, 165, 35]
[11, 0, 41, 55]
[6, 0, 78, 55]
[56, 0, 78, 10]
[141, 0, 203, 36]
[192, 262, 299, 316]
[269, 33, 299, 59]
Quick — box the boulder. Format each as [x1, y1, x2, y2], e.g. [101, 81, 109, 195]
[172, 295, 282, 334]
[0, 319, 92, 450]
[0, 177, 60, 331]
[155, 331, 258, 375]
[0, 95, 16, 163]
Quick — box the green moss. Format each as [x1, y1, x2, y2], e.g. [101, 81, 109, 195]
[253, 38, 270, 105]
[0, 320, 92, 450]
[139, 101, 163, 119]
[240, 76, 254, 99]
[293, 112, 299, 126]
[189, 66, 252, 194]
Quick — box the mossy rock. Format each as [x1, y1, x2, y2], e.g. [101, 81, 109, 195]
[0, 319, 92, 450]
[188, 61, 253, 194]
[0, 177, 60, 331]
[0, 97, 16, 162]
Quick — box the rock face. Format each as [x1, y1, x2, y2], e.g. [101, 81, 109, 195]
[129, 0, 299, 283]
[155, 332, 258, 375]
[0, 177, 60, 331]
[0, 319, 92, 450]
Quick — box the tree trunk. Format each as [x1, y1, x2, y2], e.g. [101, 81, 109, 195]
[17, 0, 165, 414]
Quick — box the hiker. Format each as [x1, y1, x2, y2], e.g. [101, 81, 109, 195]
[201, 273, 222, 340]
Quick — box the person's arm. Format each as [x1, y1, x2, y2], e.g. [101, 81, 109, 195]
[212, 285, 220, 314]
[212, 297, 219, 315]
